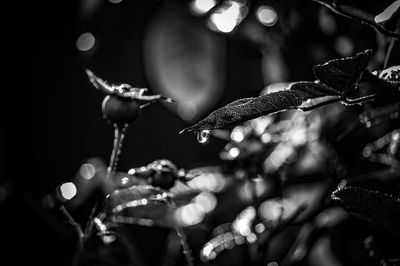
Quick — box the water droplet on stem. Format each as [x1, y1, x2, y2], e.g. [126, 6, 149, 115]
[106, 124, 128, 179]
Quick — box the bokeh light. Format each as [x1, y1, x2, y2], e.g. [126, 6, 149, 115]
[194, 191, 217, 213]
[208, 1, 248, 33]
[59, 182, 77, 200]
[78, 163, 96, 180]
[258, 199, 283, 221]
[177, 101, 197, 121]
[76, 32, 95, 51]
[256, 6, 278, 27]
[187, 168, 227, 192]
[190, 0, 217, 16]
[334, 36, 354, 57]
[174, 202, 206, 226]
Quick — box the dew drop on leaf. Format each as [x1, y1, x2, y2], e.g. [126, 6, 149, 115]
[197, 130, 211, 143]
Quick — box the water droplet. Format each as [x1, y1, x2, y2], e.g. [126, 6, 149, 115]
[102, 234, 116, 244]
[197, 130, 211, 143]
[121, 177, 129, 185]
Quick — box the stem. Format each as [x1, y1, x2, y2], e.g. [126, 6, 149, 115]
[294, 93, 400, 113]
[60, 205, 84, 244]
[167, 198, 194, 266]
[297, 97, 343, 111]
[310, 0, 400, 39]
[175, 226, 195, 266]
[106, 124, 128, 179]
[384, 38, 396, 69]
[343, 94, 377, 105]
[384, 17, 400, 68]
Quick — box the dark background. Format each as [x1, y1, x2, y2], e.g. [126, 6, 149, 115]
[0, 0, 382, 265]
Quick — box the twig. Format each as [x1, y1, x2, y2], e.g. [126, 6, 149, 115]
[343, 94, 377, 105]
[175, 226, 195, 266]
[106, 124, 128, 179]
[168, 198, 194, 266]
[384, 17, 400, 68]
[310, 0, 400, 39]
[83, 202, 99, 237]
[297, 97, 343, 112]
[295, 93, 400, 113]
[384, 37, 396, 68]
[60, 205, 84, 244]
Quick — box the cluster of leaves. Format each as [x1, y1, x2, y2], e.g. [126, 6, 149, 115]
[70, 1, 400, 266]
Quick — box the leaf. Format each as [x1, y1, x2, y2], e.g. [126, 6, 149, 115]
[332, 186, 400, 237]
[373, 65, 400, 85]
[374, 0, 400, 24]
[181, 82, 339, 133]
[290, 81, 341, 98]
[181, 51, 375, 133]
[86, 69, 115, 94]
[97, 185, 177, 228]
[86, 69, 174, 103]
[362, 66, 400, 95]
[312, 49, 372, 96]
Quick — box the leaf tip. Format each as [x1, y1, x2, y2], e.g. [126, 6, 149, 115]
[361, 49, 373, 58]
[85, 68, 93, 76]
[85, 69, 99, 88]
[163, 97, 176, 103]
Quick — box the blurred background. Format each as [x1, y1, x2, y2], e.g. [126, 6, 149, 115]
[0, 0, 391, 265]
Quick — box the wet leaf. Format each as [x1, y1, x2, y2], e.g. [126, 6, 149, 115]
[313, 49, 372, 96]
[182, 51, 372, 133]
[374, 0, 400, 24]
[86, 69, 174, 104]
[332, 186, 400, 237]
[181, 82, 339, 133]
[362, 66, 400, 96]
[372, 65, 400, 85]
[96, 185, 176, 228]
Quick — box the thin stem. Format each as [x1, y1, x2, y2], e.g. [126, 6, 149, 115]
[293, 93, 400, 113]
[384, 38, 396, 69]
[60, 205, 84, 244]
[106, 124, 128, 179]
[343, 94, 377, 105]
[345, 93, 400, 105]
[310, 0, 400, 39]
[175, 226, 195, 266]
[384, 17, 400, 68]
[297, 97, 343, 111]
[168, 198, 194, 266]
[83, 202, 99, 237]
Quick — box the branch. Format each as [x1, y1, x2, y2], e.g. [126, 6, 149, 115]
[310, 0, 400, 39]
[60, 205, 85, 244]
[294, 93, 400, 113]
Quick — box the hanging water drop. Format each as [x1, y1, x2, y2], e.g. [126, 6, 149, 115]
[197, 130, 211, 143]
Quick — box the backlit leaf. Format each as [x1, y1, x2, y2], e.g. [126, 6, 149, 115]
[372, 65, 400, 85]
[181, 82, 339, 133]
[182, 51, 373, 133]
[374, 0, 400, 24]
[313, 49, 372, 96]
